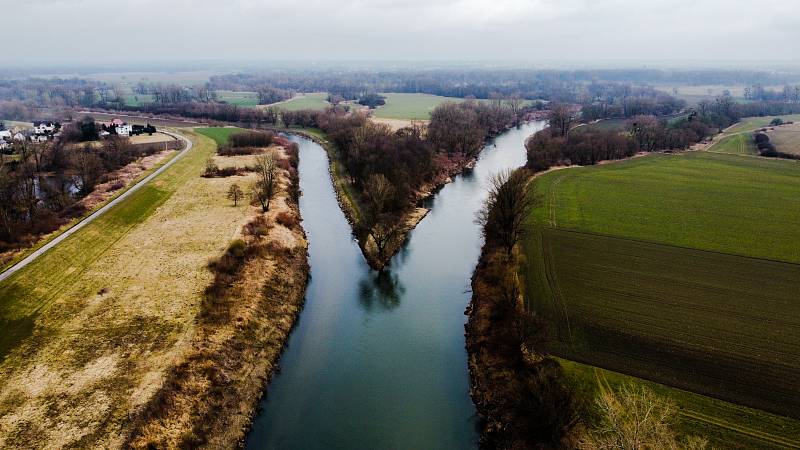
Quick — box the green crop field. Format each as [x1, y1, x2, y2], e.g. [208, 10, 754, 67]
[216, 90, 260, 107]
[522, 151, 800, 446]
[712, 133, 756, 155]
[196, 127, 243, 145]
[530, 152, 800, 262]
[270, 92, 330, 111]
[373, 93, 464, 120]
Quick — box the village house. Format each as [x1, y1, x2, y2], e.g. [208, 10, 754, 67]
[33, 121, 56, 135]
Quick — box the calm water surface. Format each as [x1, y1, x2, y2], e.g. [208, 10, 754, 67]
[246, 121, 545, 449]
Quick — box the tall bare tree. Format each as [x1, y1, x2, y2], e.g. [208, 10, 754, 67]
[477, 169, 536, 255]
[252, 150, 279, 212]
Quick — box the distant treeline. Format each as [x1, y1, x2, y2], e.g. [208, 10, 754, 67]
[527, 98, 800, 171]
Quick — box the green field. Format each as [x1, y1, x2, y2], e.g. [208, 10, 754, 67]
[270, 93, 330, 111]
[373, 93, 464, 120]
[522, 151, 800, 446]
[216, 90, 260, 107]
[124, 93, 154, 107]
[713, 133, 756, 155]
[531, 152, 800, 262]
[196, 127, 242, 145]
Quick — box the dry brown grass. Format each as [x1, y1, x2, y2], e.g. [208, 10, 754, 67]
[0, 131, 306, 449]
[125, 148, 308, 449]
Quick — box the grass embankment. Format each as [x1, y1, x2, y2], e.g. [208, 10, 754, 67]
[724, 114, 800, 134]
[0, 129, 308, 448]
[127, 127, 308, 448]
[712, 133, 756, 155]
[521, 151, 800, 447]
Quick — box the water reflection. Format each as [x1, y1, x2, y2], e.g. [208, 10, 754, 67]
[358, 270, 405, 311]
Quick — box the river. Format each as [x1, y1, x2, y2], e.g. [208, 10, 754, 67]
[245, 121, 546, 449]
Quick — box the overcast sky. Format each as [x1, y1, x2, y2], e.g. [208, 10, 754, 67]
[2, 0, 798, 67]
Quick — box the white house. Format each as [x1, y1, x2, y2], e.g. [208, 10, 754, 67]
[115, 124, 133, 136]
[30, 134, 49, 143]
[33, 121, 56, 135]
[0, 130, 11, 140]
[13, 132, 26, 142]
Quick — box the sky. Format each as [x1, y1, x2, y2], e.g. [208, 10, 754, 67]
[2, 0, 799, 67]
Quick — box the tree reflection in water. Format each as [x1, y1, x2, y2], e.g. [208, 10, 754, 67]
[358, 269, 405, 311]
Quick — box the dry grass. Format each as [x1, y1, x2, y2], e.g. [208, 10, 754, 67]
[128, 132, 176, 145]
[125, 145, 308, 449]
[766, 122, 800, 155]
[0, 131, 303, 449]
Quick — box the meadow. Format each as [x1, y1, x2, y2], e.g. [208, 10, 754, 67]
[216, 90, 260, 107]
[522, 151, 800, 446]
[724, 114, 800, 134]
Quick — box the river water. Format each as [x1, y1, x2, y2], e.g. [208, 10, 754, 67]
[246, 121, 545, 449]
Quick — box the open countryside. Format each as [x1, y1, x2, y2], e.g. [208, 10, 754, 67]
[521, 150, 800, 447]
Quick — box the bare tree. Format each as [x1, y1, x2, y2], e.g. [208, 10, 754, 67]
[364, 173, 401, 262]
[549, 103, 575, 138]
[580, 384, 708, 450]
[477, 169, 536, 255]
[251, 150, 279, 212]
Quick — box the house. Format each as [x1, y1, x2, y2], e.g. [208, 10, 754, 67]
[115, 124, 133, 136]
[110, 118, 125, 127]
[13, 132, 26, 142]
[33, 121, 56, 135]
[0, 130, 10, 140]
[30, 134, 49, 143]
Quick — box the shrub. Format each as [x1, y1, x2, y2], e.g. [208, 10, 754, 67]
[276, 211, 299, 228]
[228, 130, 273, 148]
[242, 215, 273, 237]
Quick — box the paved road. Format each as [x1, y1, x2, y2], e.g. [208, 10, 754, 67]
[0, 131, 193, 283]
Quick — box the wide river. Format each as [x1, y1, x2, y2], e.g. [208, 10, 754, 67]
[246, 121, 546, 449]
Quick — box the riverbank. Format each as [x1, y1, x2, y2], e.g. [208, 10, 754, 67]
[274, 125, 521, 271]
[124, 136, 309, 448]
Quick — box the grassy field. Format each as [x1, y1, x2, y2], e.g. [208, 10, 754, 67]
[530, 152, 800, 263]
[216, 90, 260, 107]
[124, 94, 154, 107]
[766, 123, 800, 156]
[561, 359, 800, 449]
[373, 93, 465, 120]
[0, 130, 262, 447]
[266, 92, 330, 111]
[521, 151, 800, 446]
[712, 133, 756, 155]
[196, 126, 242, 145]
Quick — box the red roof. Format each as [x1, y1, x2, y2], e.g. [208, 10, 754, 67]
[111, 119, 125, 126]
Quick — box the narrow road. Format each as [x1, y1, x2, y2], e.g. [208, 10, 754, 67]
[0, 130, 193, 283]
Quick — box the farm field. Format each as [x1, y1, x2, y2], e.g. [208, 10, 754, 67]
[0, 130, 262, 447]
[81, 112, 205, 128]
[216, 90, 260, 107]
[195, 126, 243, 145]
[124, 93, 154, 107]
[524, 227, 800, 418]
[373, 93, 465, 120]
[712, 133, 756, 155]
[530, 151, 800, 263]
[521, 150, 800, 446]
[766, 123, 800, 155]
[724, 114, 800, 134]
[267, 92, 330, 111]
[0, 120, 33, 130]
[561, 359, 800, 449]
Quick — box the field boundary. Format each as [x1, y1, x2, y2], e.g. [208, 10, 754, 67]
[542, 226, 800, 267]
